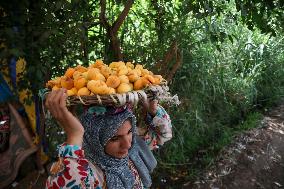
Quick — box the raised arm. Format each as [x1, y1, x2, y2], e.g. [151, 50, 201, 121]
[45, 89, 103, 188]
[45, 89, 84, 146]
[139, 100, 172, 150]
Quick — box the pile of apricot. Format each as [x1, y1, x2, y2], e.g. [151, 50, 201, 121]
[46, 60, 163, 96]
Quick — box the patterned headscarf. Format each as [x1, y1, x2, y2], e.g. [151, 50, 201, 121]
[79, 106, 157, 189]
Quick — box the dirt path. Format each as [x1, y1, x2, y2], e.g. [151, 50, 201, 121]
[184, 101, 284, 189]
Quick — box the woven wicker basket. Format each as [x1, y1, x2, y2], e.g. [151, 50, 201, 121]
[66, 84, 179, 107]
[40, 82, 180, 107]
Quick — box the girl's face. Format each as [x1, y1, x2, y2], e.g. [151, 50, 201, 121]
[104, 120, 133, 158]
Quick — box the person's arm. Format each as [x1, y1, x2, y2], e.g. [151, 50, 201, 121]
[140, 100, 172, 150]
[45, 89, 84, 146]
[45, 89, 104, 188]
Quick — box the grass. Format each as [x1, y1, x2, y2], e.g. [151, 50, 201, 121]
[151, 29, 284, 188]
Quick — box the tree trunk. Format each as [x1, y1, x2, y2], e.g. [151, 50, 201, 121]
[100, 0, 134, 61]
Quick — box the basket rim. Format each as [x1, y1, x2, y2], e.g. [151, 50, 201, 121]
[39, 82, 180, 107]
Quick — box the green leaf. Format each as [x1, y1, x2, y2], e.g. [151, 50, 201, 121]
[228, 34, 234, 44]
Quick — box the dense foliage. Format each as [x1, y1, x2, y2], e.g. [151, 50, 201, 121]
[1, 0, 284, 187]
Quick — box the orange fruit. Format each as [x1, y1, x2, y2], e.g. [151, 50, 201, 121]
[75, 65, 88, 73]
[87, 68, 100, 80]
[143, 74, 155, 84]
[126, 62, 134, 69]
[117, 83, 132, 94]
[119, 75, 129, 84]
[135, 64, 143, 70]
[60, 76, 74, 90]
[134, 77, 149, 90]
[109, 61, 125, 69]
[77, 87, 90, 96]
[74, 76, 87, 90]
[73, 71, 83, 80]
[107, 87, 116, 94]
[64, 68, 75, 78]
[106, 75, 121, 88]
[67, 87, 78, 96]
[90, 59, 105, 69]
[117, 67, 128, 76]
[153, 75, 163, 85]
[141, 69, 150, 76]
[100, 66, 113, 79]
[87, 80, 109, 95]
[127, 70, 140, 82]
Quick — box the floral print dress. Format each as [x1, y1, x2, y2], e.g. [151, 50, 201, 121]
[46, 105, 172, 189]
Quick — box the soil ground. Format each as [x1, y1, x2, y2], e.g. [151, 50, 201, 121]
[184, 100, 284, 189]
[4, 100, 284, 189]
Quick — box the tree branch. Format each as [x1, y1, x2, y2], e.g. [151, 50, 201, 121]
[166, 48, 182, 82]
[154, 41, 177, 74]
[99, 0, 111, 29]
[112, 0, 134, 34]
[99, 0, 134, 61]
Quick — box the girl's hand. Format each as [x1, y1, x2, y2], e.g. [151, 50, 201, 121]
[45, 89, 84, 146]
